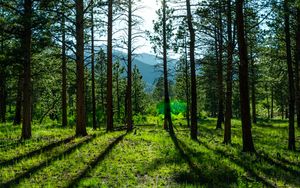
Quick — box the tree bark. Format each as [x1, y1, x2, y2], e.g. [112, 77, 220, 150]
[184, 36, 190, 128]
[216, 0, 224, 129]
[91, 0, 97, 130]
[284, 0, 295, 151]
[236, 0, 255, 152]
[286, 105, 289, 119]
[116, 65, 120, 121]
[250, 47, 257, 124]
[224, 0, 233, 144]
[0, 29, 5, 123]
[14, 72, 23, 125]
[107, 0, 114, 131]
[75, 0, 87, 136]
[296, 7, 300, 128]
[126, 0, 133, 131]
[22, 0, 32, 139]
[61, 5, 68, 128]
[186, 0, 197, 140]
[271, 86, 274, 119]
[162, 0, 174, 134]
[0, 68, 6, 123]
[100, 60, 105, 125]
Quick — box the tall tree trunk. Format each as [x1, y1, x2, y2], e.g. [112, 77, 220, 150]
[14, 72, 23, 125]
[266, 86, 270, 119]
[116, 66, 120, 121]
[236, 0, 255, 152]
[85, 73, 89, 125]
[286, 105, 289, 119]
[61, 6, 68, 128]
[250, 47, 257, 123]
[184, 36, 190, 128]
[22, 0, 32, 139]
[271, 86, 274, 119]
[0, 68, 6, 123]
[107, 0, 114, 131]
[0, 29, 5, 123]
[284, 0, 295, 151]
[224, 0, 233, 144]
[91, 0, 97, 130]
[282, 102, 284, 120]
[101, 62, 105, 126]
[75, 0, 87, 136]
[126, 0, 133, 131]
[162, 0, 174, 134]
[134, 76, 138, 115]
[216, 1, 224, 129]
[296, 7, 300, 128]
[186, 0, 197, 139]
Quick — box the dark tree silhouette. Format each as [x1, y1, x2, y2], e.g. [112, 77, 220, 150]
[107, 0, 114, 132]
[75, 0, 87, 136]
[126, 0, 133, 132]
[236, 0, 255, 152]
[216, 0, 224, 130]
[283, 0, 295, 151]
[22, 0, 33, 139]
[162, 0, 174, 134]
[91, 0, 97, 130]
[186, 0, 197, 140]
[61, 2, 67, 128]
[224, 0, 233, 144]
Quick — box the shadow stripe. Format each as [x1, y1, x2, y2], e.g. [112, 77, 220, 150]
[68, 133, 127, 188]
[0, 134, 98, 187]
[0, 136, 75, 167]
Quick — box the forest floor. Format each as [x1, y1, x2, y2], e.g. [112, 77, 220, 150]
[0, 118, 299, 187]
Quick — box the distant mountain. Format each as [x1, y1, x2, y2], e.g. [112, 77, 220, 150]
[126, 53, 177, 89]
[86, 47, 177, 90]
[132, 58, 162, 88]
[135, 53, 178, 66]
[135, 53, 162, 66]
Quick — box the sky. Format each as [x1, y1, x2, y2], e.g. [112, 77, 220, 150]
[96, 0, 174, 56]
[131, 0, 159, 54]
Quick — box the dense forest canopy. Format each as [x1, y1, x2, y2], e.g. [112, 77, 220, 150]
[0, 0, 300, 187]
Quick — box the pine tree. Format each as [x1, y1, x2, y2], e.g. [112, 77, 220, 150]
[236, 0, 255, 152]
[22, 0, 33, 139]
[107, 0, 114, 132]
[186, 0, 197, 139]
[75, 0, 87, 136]
[283, 0, 295, 151]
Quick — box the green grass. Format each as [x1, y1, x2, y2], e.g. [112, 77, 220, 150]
[0, 118, 299, 187]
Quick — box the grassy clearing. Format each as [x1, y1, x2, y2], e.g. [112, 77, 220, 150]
[0, 123, 74, 162]
[17, 131, 125, 187]
[0, 119, 299, 187]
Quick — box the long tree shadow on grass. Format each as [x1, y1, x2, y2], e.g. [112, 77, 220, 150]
[0, 135, 70, 151]
[0, 139, 26, 151]
[68, 133, 127, 188]
[257, 150, 300, 167]
[0, 134, 98, 187]
[169, 134, 238, 187]
[0, 136, 75, 166]
[255, 151, 300, 175]
[200, 129, 300, 176]
[254, 122, 287, 130]
[196, 139, 293, 187]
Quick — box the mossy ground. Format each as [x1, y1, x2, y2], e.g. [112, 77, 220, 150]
[0, 118, 299, 187]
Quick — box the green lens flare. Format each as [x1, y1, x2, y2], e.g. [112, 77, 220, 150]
[156, 100, 187, 115]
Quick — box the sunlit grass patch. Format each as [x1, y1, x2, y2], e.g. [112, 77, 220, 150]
[17, 131, 125, 187]
[0, 118, 299, 187]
